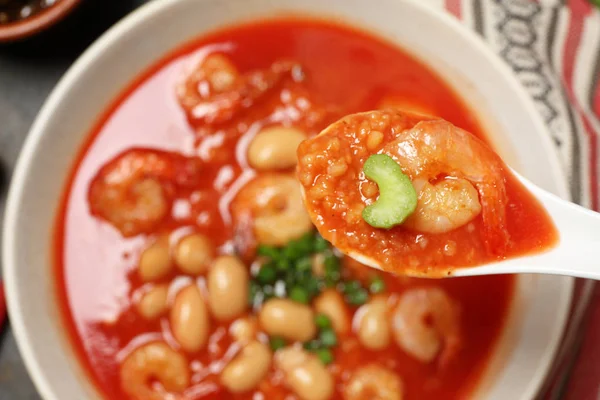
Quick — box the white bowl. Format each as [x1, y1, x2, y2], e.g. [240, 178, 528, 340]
[2, 0, 573, 399]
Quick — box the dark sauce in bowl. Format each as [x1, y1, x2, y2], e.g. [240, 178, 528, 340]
[0, 0, 61, 24]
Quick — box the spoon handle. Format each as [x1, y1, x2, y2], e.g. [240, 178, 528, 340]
[525, 182, 600, 279]
[454, 177, 600, 280]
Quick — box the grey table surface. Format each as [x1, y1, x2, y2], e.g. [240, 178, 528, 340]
[0, 1, 147, 398]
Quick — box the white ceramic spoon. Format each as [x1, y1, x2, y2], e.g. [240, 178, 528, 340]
[349, 169, 600, 280]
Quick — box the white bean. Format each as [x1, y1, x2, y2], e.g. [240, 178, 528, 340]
[221, 341, 272, 393]
[248, 126, 307, 170]
[174, 234, 213, 275]
[207, 256, 249, 321]
[275, 346, 334, 400]
[170, 284, 209, 353]
[138, 240, 172, 282]
[314, 289, 350, 335]
[259, 298, 316, 342]
[136, 284, 169, 320]
[356, 296, 391, 350]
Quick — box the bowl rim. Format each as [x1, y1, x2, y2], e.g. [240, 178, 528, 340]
[0, 0, 81, 42]
[2, 0, 572, 399]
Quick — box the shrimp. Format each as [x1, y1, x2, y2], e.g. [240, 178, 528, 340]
[402, 177, 482, 234]
[88, 148, 203, 237]
[231, 174, 313, 251]
[176, 53, 301, 127]
[391, 287, 461, 366]
[344, 365, 404, 400]
[120, 341, 190, 400]
[383, 118, 509, 253]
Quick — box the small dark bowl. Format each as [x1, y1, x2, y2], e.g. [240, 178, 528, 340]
[0, 0, 80, 42]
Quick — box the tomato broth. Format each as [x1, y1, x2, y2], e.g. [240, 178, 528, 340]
[56, 18, 516, 400]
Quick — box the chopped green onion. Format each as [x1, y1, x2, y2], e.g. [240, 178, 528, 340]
[315, 348, 334, 365]
[315, 314, 332, 330]
[324, 253, 340, 270]
[347, 288, 369, 306]
[369, 276, 386, 294]
[283, 233, 314, 260]
[324, 255, 341, 283]
[324, 277, 338, 288]
[314, 234, 329, 252]
[269, 336, 287, 351]
[303, 232, 317, 249]
[257, 245, 280, 259]
[304, 340, 321, 351]
[289, 286, 310, 304]
[343, 279, 370, 305]
[282, 243, 301, 260]
[342, 280, 362, 295]
[361, 154, 418, 229]
[295, 257, 312, 272]
[276, 258, 292, 272]
[305, 276, 322, 297]
[253, 231, 374, 311]
[319, 328, 337, 347]
[257, 263, 277, 285]
[292, 268, 311, 286]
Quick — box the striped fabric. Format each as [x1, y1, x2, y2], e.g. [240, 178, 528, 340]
[428, 0, 600, 398]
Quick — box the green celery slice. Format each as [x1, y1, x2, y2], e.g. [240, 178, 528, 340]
[362, 154, 418, 229]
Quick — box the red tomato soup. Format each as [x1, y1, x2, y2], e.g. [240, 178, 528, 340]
[56, 18, 515, 400]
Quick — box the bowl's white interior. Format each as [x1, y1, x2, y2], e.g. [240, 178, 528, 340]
[3, 0, 573, 399]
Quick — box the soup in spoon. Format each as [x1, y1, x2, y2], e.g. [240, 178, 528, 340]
[296, 109, 558, 277]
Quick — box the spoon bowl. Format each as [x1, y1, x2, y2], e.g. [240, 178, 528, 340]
[298, 109, 597, 280]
